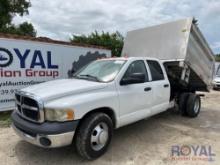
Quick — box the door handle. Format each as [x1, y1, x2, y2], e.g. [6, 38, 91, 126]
[144, 87, 151, 91]
[164, 84, 169, 88]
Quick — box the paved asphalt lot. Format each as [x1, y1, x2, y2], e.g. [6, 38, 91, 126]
[0, 90, 220, 165]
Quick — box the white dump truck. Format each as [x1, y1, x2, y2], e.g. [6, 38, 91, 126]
[11, 18, 215, 159]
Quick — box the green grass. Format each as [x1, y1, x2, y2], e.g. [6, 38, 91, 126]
[0, 112, 12, 127]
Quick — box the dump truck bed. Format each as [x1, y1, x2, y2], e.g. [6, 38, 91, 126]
[122, 18, 215, 91]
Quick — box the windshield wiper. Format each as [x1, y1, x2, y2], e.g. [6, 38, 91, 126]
[77, 74, 102, 82]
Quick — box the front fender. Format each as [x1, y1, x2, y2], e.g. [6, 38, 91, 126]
[44, 85, 119, 121]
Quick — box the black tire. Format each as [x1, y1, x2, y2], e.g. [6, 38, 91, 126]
[75, 113, 113, 160]
[186, 94, 201, 118]
[179, 93, 189, 116]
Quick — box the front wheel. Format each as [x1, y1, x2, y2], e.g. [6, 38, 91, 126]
[186, 94, 201, 118]
[75, 113, 113, 160]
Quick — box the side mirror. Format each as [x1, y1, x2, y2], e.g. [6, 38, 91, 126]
[120, 73, 145, 85]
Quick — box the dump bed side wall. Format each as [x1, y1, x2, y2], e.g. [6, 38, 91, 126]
[122, 18, 215, 90]
[122, 18, 192, 60]
[185, 24, 215, 87]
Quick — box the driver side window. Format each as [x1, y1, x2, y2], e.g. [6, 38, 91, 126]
[123, 60, 149, 82]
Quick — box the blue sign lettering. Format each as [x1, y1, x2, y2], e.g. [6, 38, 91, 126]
[14, 48, 30, 68]
[14, 48, 59, 69]
[47, 51, 58, 69]
[30, 50, 46, 68]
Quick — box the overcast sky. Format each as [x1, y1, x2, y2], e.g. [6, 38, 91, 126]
[13, 0, 220, 53]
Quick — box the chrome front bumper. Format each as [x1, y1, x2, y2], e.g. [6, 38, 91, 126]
[11, 111, 79, 148]
[12, 124, 74, 148]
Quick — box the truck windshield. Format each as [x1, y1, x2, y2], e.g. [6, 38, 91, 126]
[73, 60, 126, 82]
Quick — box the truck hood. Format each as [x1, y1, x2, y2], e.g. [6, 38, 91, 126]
[21, 79, 108, 101]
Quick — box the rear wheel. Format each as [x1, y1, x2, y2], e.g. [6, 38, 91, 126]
[75, 113, 113, 160]
[186, 94, 201, 118]
[179, 93, 189, 116]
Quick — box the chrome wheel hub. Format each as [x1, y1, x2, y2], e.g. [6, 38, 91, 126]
[91, 122, 109, 151]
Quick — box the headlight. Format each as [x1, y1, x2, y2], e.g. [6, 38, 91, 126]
[45, 108, 75, 121]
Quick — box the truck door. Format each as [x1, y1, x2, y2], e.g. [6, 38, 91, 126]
[117, 60, 153, 126]
[146, 60, 170, 115]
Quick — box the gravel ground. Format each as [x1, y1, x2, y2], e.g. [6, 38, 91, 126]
[0, 90, 220, 165]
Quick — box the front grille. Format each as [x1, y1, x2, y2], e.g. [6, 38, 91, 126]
[23, 96, 38, 107]
[17, 104, 21, 113]
[15, 93, 41, 122]
[22, 108, 39, 121]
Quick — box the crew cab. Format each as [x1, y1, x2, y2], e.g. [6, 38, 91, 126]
[11, 57, 202, 159]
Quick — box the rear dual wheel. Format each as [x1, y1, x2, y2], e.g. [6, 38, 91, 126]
[179, 93, 189, 116]
[179, 93, 201, 117]
[186, 94, 201, 117]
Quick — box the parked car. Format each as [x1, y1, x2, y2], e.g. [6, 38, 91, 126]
[213, 63, 220, 90]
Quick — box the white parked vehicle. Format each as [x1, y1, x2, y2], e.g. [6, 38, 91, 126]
[213, 63, 220, 89]
[213, 76, 220, 89]
[12, 18, 215, 160]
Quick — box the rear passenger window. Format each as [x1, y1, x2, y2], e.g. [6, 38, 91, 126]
[147, 60, 164, 81]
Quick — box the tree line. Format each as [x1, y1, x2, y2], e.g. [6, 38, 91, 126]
[70, 31, 123, 57]
[0, 0, 36, 37]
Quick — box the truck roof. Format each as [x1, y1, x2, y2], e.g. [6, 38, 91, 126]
[98, 56, 159, 61]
